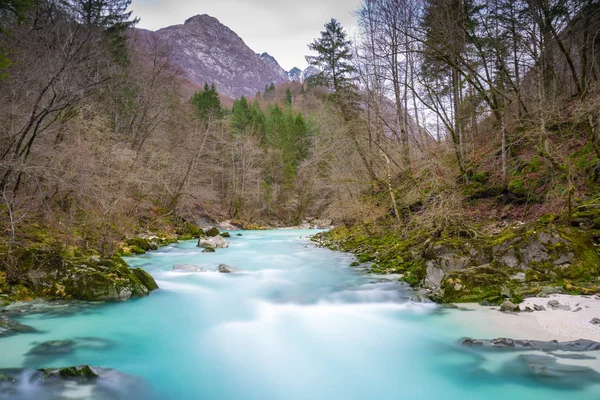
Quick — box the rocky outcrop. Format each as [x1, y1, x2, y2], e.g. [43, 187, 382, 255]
[429, 223, 600, 303]
[6, 247, 159, 302]
[315, 220, 600, 304]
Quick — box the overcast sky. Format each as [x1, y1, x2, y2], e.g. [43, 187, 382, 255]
[131, 0, 362, 71]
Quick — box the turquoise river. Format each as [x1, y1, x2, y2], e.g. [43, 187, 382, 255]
[1, 229, 600, 399]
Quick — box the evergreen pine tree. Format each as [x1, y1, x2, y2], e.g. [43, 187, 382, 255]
[305, 19, 355, 92]
[190, 82, 223, 124]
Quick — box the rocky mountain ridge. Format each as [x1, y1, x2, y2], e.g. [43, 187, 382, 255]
[141, 14, 318, 98]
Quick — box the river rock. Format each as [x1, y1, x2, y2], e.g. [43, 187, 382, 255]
[461, 337, 600, 352]
[590, 318, 600, 325]
[518, 354, 600, 380]
[198, 235, 229, 249]
[205, 227, 221, 237]
[172, 264, 206, 273]
[548, 300, 571, 311]
[218, 264, 235, 273]
[202, 247, 215, 253]
[0, 366, 152, 398]
[0, 316, 38, 337]
[27, 340, 76, 356]
[500, 300, 519, 312]
[533, 304, 546, 311]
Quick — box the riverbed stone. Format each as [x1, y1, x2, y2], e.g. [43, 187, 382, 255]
[590, 318, 600, 325]
[518, 354, 600, 380]
[218, 264, 235, 273]
[27, 340, 76, 356]
[172, 264, 207, 273]
[461, 338, 600, 352]
[0, 315, 38, 337]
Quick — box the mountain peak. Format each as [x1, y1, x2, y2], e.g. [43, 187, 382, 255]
[184, 14, 221, 25]
[150, 15, 290, 98]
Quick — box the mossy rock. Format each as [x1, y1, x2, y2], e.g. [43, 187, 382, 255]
[132, 268, 159, 291]
[126, 238, 154, 252]
[221, 232, 231, 238]
[5, 247, 158, 302]
[202, 247, 215, 253]
[206, 227, 220, 237]
[41, 365, 98, 380]
[439, 265, 513, 303]
[236, 233, 243, 237]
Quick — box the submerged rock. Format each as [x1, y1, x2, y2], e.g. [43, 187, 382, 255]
[198, 235, 229, 249]
[172, 265, 206, 273]
[461, 337, 600, 352]
[519, 354, 600, 380]
[0, 316, 38, 338]
[202, 247, 216, 253]
[218, 264, 235, 273]
[27, 340, 76, 356]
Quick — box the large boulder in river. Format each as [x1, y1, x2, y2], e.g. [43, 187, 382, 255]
[198, 235, 229, 249]
[6, 246, 159, 302]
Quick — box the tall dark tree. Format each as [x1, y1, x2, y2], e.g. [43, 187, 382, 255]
[61, 0, 138, 62]
[190, 82, 223, 124]
[306, 18, 356, 92]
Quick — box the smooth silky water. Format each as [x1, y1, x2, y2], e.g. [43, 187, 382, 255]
[1, 230, 600, 399]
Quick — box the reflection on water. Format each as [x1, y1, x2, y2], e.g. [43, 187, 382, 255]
[1, 230, 599, 399]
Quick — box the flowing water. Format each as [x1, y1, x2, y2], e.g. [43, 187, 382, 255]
[1, 230, 600, 399]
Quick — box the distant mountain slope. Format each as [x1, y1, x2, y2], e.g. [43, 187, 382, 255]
[151, 15, 290, 98]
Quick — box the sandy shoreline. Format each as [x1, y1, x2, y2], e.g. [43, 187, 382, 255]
[449, 294, 600, 341]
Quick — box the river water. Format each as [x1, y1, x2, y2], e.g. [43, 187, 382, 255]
[1, 229, 599, 399]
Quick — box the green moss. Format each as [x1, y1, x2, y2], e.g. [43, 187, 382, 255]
[206, 227, 220, 237]
[128, 245, 145, 255]
[132, 268, 159, 291]
[440, 266, 512, 303]
[221, 232, 231, 238]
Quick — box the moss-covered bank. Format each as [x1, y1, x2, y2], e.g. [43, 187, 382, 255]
[314, 215, 600, 304]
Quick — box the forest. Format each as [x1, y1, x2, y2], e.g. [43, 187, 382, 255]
[1, 0, 600, 302]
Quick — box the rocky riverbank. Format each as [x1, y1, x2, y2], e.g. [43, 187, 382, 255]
[313, 215, 600, 305]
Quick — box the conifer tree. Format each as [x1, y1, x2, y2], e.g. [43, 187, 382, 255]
[306, 18, 355, 92]
[190, 82, 223, 124]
